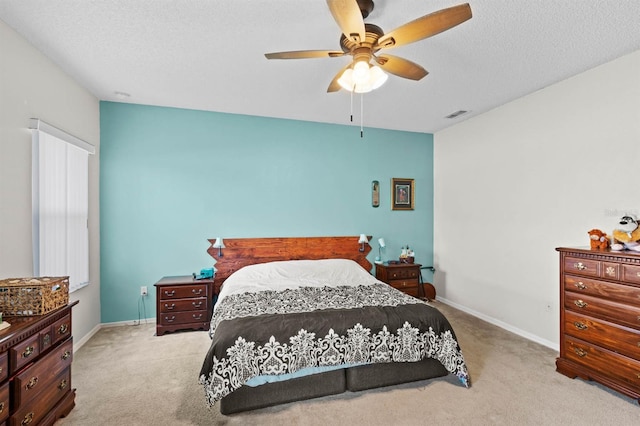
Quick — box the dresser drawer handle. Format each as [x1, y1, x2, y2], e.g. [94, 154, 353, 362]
[574, 300, 588, 308]
[165, 315, 176, 323]
[26, 377, 38, 390]
[573, 321, 588, 330]
[58, 323, 69, 334]
[165, 303, 176, 310]
[59, 379, 68, 390]
[62, 350, 71, 360]
[164, 290, 176, 297]
[574, 262, 587, 271]
[574, 348, 587, 357]
[574, 282, 587, 290]
[192, 288, 203, 295]
[0, 401, 5, 413]
[22, 412, 34, 426]
[22, 346, 34, 358]
[193, 313, 203, 320]
[192, 301, 202, 308]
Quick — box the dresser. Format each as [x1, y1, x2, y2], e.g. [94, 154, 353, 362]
[0, 301, 77, 426]
[375, 263, 423, 298]
[154, 276, 216, 336]
[556, 247, 640, 402]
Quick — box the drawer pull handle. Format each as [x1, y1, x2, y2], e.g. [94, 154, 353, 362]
[574, 348, 587, 357]
[192, 301, 202, 307]
[0, 402, 3, 413]
[58, 323, 69, 334]
[574, 282, 587, 290]
[23, 346, 34, 358]
[574, 262, 586, 270]
[62, 350, 71, 360]
[59, 379, 68, 390]
[574, 300, 588, 308]
[22, 412, 34, 426]
[192, 288, 202, 295]
[164, 290, 176, 297]
[165, 303, 176, 310]
[193, 313, 203, 319]
[573, 322, 588, 330]
[166, 316, 176, 323]
[26, 377, 38, 390]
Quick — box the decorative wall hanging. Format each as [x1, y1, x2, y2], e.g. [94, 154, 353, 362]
[391, 178, 414, 210]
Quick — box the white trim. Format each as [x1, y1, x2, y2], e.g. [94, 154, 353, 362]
[436, 296, 559, 352]
[29, 118, 95, 155]
[100, 317, 157, 328]
[73, 323, 102, 353]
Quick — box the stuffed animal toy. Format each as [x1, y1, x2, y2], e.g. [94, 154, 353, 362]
[611, 215, 640, 252]
[588, 229, 610, 250]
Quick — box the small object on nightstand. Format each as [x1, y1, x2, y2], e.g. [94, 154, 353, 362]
[0, 320, 9, 331]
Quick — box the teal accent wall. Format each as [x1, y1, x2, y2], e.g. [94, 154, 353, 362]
[100, 102, 434, 323]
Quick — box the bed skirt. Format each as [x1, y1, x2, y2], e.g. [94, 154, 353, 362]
[219, 359, 448, 415]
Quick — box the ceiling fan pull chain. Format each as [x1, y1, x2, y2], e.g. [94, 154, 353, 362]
[360, 93, 364, 138]
[350, 88, 354, 122]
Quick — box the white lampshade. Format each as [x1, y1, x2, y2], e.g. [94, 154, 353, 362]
[212, 237, 225, 249]
[378, 238, 386, 248]
[358, 234, 368, 244]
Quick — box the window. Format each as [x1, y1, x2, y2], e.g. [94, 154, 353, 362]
[31, 119, 94, 292]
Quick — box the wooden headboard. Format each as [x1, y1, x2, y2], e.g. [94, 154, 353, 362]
[207, 236, 372, 286]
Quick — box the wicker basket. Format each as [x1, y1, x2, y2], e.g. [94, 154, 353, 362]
[0, 276, 69, 316]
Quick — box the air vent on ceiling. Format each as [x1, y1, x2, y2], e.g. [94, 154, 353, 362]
[445, 110, 468, 119]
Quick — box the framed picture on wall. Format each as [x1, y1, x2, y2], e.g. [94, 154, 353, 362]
[391, 178, 414, 210]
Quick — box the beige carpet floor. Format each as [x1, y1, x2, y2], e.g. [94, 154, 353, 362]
[56, 301, 639, 426]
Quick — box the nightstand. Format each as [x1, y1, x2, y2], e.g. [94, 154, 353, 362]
[375, 263, 422, 298]
[154, 275, 215, 336]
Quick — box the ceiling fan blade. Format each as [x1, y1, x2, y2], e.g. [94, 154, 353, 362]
[375, 55, 428, 81]
[265, 50, 345, 60]
[375, 3, 472, 49]
[327, 63, 352, 92]
[326, 0, 366, 43]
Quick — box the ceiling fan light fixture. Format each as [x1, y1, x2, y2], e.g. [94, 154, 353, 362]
[337, 63, 387, 93]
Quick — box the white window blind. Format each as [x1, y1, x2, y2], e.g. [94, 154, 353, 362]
[31, 119, 94, 293]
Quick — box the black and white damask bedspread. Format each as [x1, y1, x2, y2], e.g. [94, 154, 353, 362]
[199, 283, 470, 405]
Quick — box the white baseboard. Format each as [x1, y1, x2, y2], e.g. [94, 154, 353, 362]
[73, 317, 156, 352]
[436, 296, 559, 352]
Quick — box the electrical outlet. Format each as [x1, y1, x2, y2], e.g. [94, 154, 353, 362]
[140, 286, 148, 296]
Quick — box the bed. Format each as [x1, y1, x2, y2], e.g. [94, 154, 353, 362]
[199, 236, 470, 414]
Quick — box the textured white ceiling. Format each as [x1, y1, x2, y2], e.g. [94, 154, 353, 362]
[1, 0, 639, 133]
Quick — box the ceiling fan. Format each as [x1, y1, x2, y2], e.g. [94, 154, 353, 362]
[265, 0, 473, 93]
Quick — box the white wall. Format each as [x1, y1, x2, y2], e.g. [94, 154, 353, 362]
[0, 20, 101, 344]
[434, 50, 640, 349]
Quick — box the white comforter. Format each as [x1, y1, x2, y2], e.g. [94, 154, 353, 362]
[215, 258, 383, 309]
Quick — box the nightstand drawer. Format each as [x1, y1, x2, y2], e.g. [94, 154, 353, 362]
[389, 281, 419, 297]
[388, 268, 419, 280]
[159, 284, 208, 300]
[160, 298, 207, 313]
[10, 333, 40, 374]
[159, 310, 208, 326]
[564, 256, 600, 278]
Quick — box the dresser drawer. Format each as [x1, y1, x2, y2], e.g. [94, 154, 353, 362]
[565, 291, 640, 330]
[564, 256, 601, 278]
[160, 298, 207, 313]
[564, 274, 640, 305]
[10, 333, 40, 374]
[159, 310, 208, 326]
[564, 311, 640, 360]
[0, 382, 8, 423]
[623, 264, 640, 285]
[10, 367, 71, 426]
[159, 284, 208, 300]
[12, 338, 73, 407]
[0, 352, 7, 382]
[564, 336, 640, 391]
